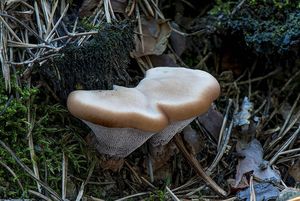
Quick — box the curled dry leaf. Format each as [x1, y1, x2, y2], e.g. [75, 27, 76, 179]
[235, 139, 281, 188]
[288, 159, 300, 182]
[132, 18, 171, 57]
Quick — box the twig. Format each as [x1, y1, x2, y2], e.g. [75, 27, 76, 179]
[174, 134, 227, 196]
[27, 104, 42, 193]
[136, 3, 144, 52]
[207, 101, 235, 174]
[0, 12, 48, 44]
[223, 68, 280, 87]
[217, 99, 233, 150]
[249, 175, 256, 201]
[124, 160, 142, 184]
[62, 151, 68, 200]
[166, 186, 180, 201]
[45, 3, 69, 42]
[103, 0, 112, 23]
[270, 125, 300, 165]
[28, 190, 53, 201]
[0, 159, 24, 191]
[75, 159, 96, 201]
[115, 192, 150, 201]
[267, 94, 300, 150]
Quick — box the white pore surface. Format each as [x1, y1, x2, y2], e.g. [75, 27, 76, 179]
[149, 117, 195, 146]
[84, 121, 155, 157]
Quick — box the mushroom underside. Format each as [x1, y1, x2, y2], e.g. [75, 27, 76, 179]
[84, 117, 196, 157]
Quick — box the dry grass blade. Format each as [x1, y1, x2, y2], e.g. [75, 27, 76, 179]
[28, 190, 52, 201]
[223, 68, 280, 86]
[62, 151, 68, 200]
[267, 93, 300, 150]
[75, 159, 96, 201]
[0, 14, 11, 91]
[174, 134, 227, 197]
[104, 0, 112, 23]
[0, 160, 24, 191]
[27, 105, 42, 193]
[270, 125, 300, 165]
[166, 186, 180, 201]
[217, 99, 233, 150]
[115, 192, 150, 201]
[207, 101, 235, 174]
[249, 175, 256, 201]
[45, 0, 59, 36]
[45, 3, 69, 42]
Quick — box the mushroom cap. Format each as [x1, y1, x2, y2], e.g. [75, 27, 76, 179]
[136, 67, 220, 121]
[67, 87, 169, 131]
[67, 67, 220, 132]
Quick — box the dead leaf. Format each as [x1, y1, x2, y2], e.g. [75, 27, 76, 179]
[183, 125, 201, 155]
[79, 0, 100, 17]
[149, 54, 178, 67]
[148, 141, 178, 171]
[111, 0, 127, 14]
[276, 188, 300, 201]
[197, 105, 223, 141]
[169, 22, 186, 56]
[132, 18, 171, 57]
[237, 183, 280, 201]
[235, 139, 281, 188]
[288, 159, 300, 182]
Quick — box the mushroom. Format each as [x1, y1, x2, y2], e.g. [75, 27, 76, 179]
[136, 67, 220, 146]
[67, 67, 220, 157]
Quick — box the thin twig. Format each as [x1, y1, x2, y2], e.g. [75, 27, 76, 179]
[174, 134, 227, 196]
[115, 192, 150, 201]
[62, 151, 68, 200]
[28, 190, 53, 201]
[0, 159, 24, 191]
[166, 186, 180, 201]
[75, 159, 96, 201]
[270, 125, 300, 165]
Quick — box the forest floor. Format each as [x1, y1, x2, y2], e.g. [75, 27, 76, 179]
[0, 0, 299, 200]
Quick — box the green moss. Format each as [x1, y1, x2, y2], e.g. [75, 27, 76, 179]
[0, 77, 88, 198]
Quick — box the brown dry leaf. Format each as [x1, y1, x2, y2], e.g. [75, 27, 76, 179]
[79, 0, 100, 17]
[169, 22, 186, 56]
[197, 106, 223, 141]
[132, 18, 171, 57]
[183, 125, 201, 155]
[147, 141, 178, 173]
[111, 0, 127, 14]
[235, 139, 281, 188]
[149, 54, 178, 67]
[288, 159, 300, 182]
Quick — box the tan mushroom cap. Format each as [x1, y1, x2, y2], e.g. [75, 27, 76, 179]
[67, 86, 169, 131]
[137, 67, 220, 121]
[67, 67, 220, 132]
